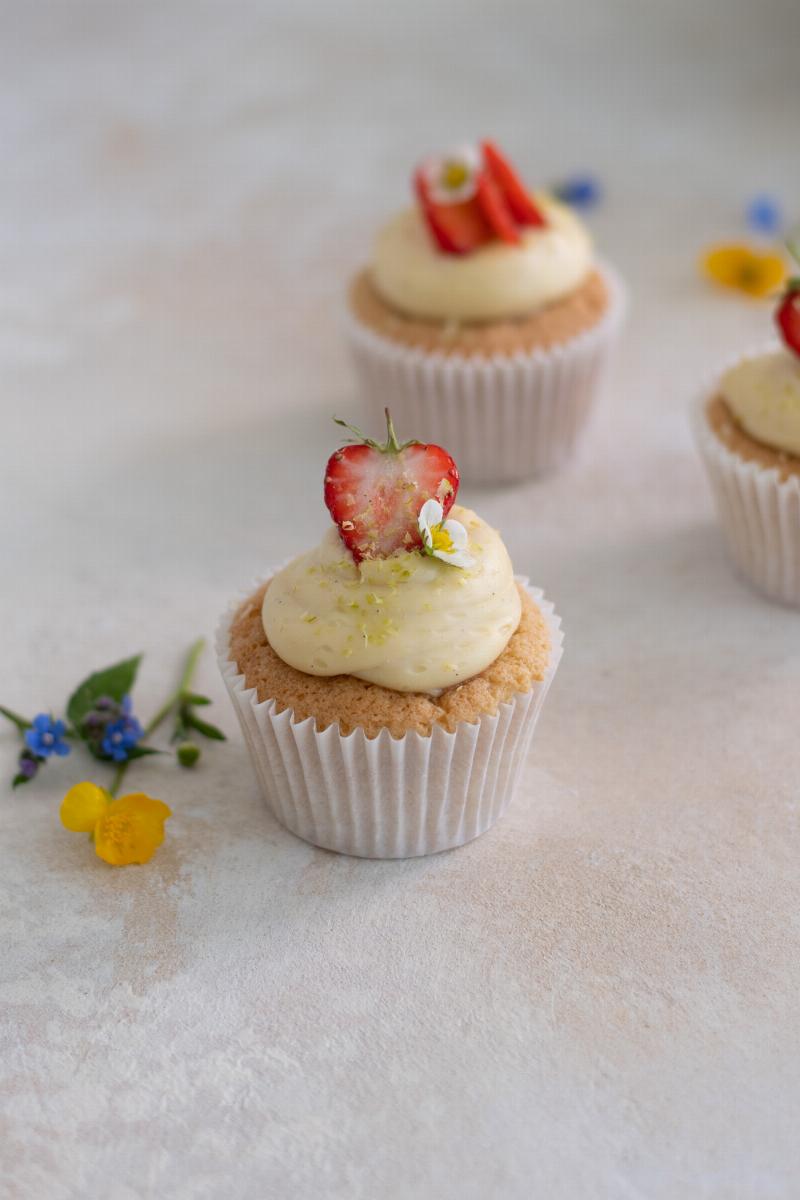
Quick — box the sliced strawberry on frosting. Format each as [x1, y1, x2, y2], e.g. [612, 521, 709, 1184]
[481, 140, 547, 228]
[475, 169, 521, 245]
[777, 273, 800, 357]
[324, 410, 460, 562]
[414, 168, 492, 256]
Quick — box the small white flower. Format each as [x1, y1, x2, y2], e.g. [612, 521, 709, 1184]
[418, 499, 475, 569]
[421, 144, 482, 206]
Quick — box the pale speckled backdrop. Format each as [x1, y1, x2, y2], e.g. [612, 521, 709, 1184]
[2, 2, 800, 1197]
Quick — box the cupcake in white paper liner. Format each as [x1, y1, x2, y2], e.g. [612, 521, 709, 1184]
[342, 139, 625, 485]
[692, 340, 800, 608]
[218, 404, 563, 857]
[217, 578, 562, 859]
[345, 263, 625, 485]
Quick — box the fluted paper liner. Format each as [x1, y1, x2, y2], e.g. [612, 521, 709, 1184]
[217, 578, 563, 858]
[344, 262, 626, 485]
[692, 352, 800, 607]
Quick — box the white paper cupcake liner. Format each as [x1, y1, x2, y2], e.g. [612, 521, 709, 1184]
[216, 577, 563, 858]
[692, 348, 800, 607]
[343, 261, 626, 486]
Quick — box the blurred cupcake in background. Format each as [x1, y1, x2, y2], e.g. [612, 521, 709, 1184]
[344, 140, 625, 485]
[693, 248, 800, 606]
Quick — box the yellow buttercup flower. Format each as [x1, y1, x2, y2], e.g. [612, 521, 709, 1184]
[60, 782, 171, 866]
[702, 243, 786, 298]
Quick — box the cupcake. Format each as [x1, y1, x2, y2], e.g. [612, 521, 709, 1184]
[344, 140, 625, 485]
[217, 412, 563, 858]
[693, 266, 800, 606]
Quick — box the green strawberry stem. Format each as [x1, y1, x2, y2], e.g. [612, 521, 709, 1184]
[384, 408, 401, 452]
[333, 408, 417, 453]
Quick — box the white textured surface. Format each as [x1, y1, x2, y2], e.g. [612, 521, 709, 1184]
[2, 2, 800, 1198]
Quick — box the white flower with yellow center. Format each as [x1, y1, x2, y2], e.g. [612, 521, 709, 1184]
[421, 143, 482, 205]
[418, 499, 475, 569]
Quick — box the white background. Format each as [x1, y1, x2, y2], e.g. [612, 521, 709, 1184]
[2, 2, 800, 1197]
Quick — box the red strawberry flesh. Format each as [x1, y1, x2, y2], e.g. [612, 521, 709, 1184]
[414, 168, 493, 255]
[776, 286, 800, 359]
[476, 169, 521, 245]
[481, 140, 547, 228]
[324, 413, 460, 562]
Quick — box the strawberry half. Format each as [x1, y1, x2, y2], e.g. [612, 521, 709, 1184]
[324, 410, 460, 562]
[481, 140, 547, 228]
[414, 168, 492, 255]
[776, 279, 800, 359]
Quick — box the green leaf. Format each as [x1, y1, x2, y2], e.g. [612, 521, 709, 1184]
[184, 693, 212, 707]
[66, 656, 142, 730]
[12, 772, 32, 788]
[0, 705, 32, 732]
[184, 712, 226, 741]
[125, 745, 164, 760]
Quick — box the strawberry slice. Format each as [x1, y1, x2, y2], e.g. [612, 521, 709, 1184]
[776, 281, 800, 359]
[481, 140, 547, 228]
[324, 410, 460, 562]
[414, 168, 492, 255]
[476, 169, 520, 245]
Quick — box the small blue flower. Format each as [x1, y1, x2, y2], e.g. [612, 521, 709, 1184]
[746, 195, 783, 236]
[24, 714, 71, 759]
[553, 175, 601, 211]
[100, 701, 143, 762]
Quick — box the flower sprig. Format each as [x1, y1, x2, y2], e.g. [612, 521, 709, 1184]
[1, 638, 225, 793]
[701, 243, 786, 299]
[699, 198, 797, 299]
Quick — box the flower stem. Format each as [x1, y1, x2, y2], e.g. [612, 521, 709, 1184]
[0, 705, 32, 733]
[106, 638, 205, 798]
[108, 761, 128, 798]
[144, 637, 205, 737]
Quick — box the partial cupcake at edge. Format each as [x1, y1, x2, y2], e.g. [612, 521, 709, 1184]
[217, 411, 563, 858]
[345, 140, 625, 485]
[693, 249, 800, 607]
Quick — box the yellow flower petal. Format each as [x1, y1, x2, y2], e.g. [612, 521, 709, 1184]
[107, 793, 172, 822]
[749, 253, 787, 296]
[93, 793, 171, 867]
[702, 243, 786, 298]
[60, 781, 109, 833]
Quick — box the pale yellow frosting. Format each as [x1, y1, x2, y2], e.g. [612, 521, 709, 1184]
[371, 195, 593, 322]
[721, 351, 800, 457]
[261, 507, 521, 693]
